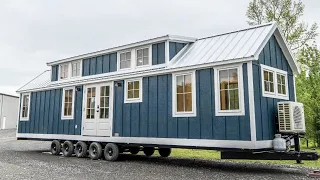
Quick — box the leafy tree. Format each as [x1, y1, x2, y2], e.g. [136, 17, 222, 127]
[246, 0, 318, 50]
[296, 46, 320, 146]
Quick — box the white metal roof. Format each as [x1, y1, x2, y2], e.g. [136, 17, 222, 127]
[17, 22, 299, 93]
[17, 70, 51, 92]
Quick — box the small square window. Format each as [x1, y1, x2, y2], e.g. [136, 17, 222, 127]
[124, 78, 142, 103]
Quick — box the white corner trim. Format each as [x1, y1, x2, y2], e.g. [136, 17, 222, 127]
[172, 70, 197, 117]
[165, 40, 170, 65]
[16, 133, 273, 150]
[214, 63, 245, 116]
[61, 86, 76, 120]
[260, 64, 289, 100]
[19, 92, 31, 121]
[293, 75, 297, 102]
[247, 61, 256, 142]
[124, 78, 143, 104]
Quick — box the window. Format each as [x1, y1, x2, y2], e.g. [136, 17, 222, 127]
[124, 78, 143, 103]
[172, 71, 196, 117]
[61, 87, 75, 119]
[214, 65, 244, 116]
[71, 61, 81, 77]
[119, 51, 131, 69]
[261, 64, 288, 99]
[136, 48, 149, 66]
[277, 73, 286, 95]
[20, 93, 31, 121]
[263, 70, 274, 93]
[60, 63, 69, 80]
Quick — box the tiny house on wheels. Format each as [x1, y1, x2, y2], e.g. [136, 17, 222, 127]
[16, 22, 318, 162]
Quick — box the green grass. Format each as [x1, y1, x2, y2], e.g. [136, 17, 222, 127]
[166, 148, 320, 168]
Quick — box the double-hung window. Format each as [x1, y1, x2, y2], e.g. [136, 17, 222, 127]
[71, 61, 81, 77]
[261, 64, 288, 99]
[20, 93, 31, 121]
[61, 87, 75, 119]
[172, 71, 196, 117]
[124, 78, 143, 103]
[214, 65, 244, 116]
[119, 51, 131, 70]
[136, 48, 149, 67]
[60, 63, 69, 80]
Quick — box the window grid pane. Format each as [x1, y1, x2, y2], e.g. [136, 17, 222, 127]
[120, 52, 131, 69]
[277, 73, 286, 95]
[176, 74, 193, 113]
[136, 48, 149, 66]
[22, 95, 29, 118]
[219, 69, 239, 111]
[63, 89, 73, 117]
[263, 70, 275, 93]
[60, 64, 69, 79]
[127, 81, 140, 99]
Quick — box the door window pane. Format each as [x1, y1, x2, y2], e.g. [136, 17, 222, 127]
[86, 87, 96, 119]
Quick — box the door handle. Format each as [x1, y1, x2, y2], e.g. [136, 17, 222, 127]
[97, 105, 100, 112]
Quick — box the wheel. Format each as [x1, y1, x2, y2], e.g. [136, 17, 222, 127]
[158, 148, 171, 157]
[74, 141, 88, 158]
[51, 140, 61, 155]
[62, 140, 74, 157]
[143, 147, 155, 157]
[129, 147, 140, 155]
[104, 143, 120, 161]
[89, 142, 103, 160]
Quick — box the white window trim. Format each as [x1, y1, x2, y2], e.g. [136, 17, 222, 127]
[124, 78, 143, 103]
[61, 87, 76, 120]
[260, 64, 289, 100]
[172, 71, 197, 117]
[58, 60, 82, 81]
[135, 45, 152, 68]
[214, 64, 245, 116]
[20, 93, 31, 121]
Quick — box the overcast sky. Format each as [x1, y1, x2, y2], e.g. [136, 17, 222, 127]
[0, 0, 319, 96]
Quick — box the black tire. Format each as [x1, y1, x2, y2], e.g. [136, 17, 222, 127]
[62, 140, 74, 157]
[143, 147, 155, 157]
[129, 147, 140, 155]
[104, 143, 120, 161]
[51, 140, 61, 155]
[74, 141, 88, 158]
[158, 148, 171, 157]
[89, 142, 103, 160]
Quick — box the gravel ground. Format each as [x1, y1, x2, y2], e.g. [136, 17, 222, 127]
[0, 129, 317, 180]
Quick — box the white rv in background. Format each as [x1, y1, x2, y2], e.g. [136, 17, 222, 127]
[0, 93, 19, 129]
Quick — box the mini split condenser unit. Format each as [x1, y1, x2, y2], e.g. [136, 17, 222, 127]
[277, 102, 305, 133]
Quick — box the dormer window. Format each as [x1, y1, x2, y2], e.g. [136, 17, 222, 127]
[136, 48, 149, 66]
[60, 63, 69, 80]
[58, 60, 82, 80]
[71, 61, 81, 77]
[119, 51, 131, 70]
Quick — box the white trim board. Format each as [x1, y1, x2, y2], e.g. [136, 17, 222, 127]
[16, 133, 273, 150]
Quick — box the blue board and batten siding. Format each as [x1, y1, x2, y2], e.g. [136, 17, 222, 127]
[82, 53, 117, 76]
[152, 42, 165, 65]
[254, 35, 295, 141]
[113, 64, 251, 140]
[169, 42, 186, 60]
[51, 65, 59, 81]
[18, 86, 83, 135]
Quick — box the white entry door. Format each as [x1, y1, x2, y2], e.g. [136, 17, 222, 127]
[82, 82, 113, 136]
